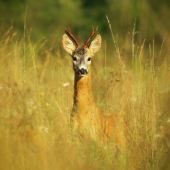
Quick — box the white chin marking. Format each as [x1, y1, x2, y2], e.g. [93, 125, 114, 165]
[79, 74, 86, 77]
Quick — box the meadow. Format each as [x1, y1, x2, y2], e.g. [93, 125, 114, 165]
[0, 20, 170, 170]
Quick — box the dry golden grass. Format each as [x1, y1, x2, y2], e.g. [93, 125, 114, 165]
[0, 25, 170, 170]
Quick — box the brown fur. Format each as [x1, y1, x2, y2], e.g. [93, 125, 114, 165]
[71, 70, 123, 143]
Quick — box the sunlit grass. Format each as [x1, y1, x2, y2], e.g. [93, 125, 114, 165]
[0, 25, 170, 170]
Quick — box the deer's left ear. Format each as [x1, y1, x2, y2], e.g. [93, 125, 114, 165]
[89, 35, 102, 56]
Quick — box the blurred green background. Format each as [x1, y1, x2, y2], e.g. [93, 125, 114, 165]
[0, 0, 170, 55]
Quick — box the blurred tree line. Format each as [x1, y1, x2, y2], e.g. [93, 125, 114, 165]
[0, 0, 170, 53]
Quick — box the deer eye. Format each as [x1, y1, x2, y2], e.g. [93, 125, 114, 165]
[73, 57, 77, 61]
[87, 57, 91, 61]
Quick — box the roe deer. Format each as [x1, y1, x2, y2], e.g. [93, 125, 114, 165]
[62, 27, 124, 143]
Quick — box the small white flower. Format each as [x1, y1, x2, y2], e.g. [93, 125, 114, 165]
[39, 126, 43, 131]
[27, 100, 34, 108]
[131, 97, 137, 102]
[0, 87, 3, 90]
[154, 134, 161, 138]
[63, 82, 70, 87]
[162, 87, 170, 93]
[167, 118, 170, 123]
[39, 126, 48, 133]
[33, 106, 37, 110]
[44, 127, 48, 133]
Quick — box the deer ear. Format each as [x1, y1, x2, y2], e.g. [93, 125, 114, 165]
[89, 35, 101, 56]
[62, 34, 76, 55]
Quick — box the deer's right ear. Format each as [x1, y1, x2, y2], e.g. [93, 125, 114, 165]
[62, 34, 76, 55]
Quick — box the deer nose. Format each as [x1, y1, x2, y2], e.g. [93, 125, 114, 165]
[78, 68, 87, 75]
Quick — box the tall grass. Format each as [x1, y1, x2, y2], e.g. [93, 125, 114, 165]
[0, 24, 170, 170]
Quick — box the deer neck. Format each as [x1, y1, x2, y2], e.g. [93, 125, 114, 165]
[73, 70, 95, 113]
[73, 70, 102, 140]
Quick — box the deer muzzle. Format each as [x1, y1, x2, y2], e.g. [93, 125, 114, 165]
[78, 68, 88, 76]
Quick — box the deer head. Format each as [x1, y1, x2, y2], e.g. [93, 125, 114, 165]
[62, 27, 102, 77]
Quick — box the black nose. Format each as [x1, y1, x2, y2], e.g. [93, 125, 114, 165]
[79, 68, 87, 75]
